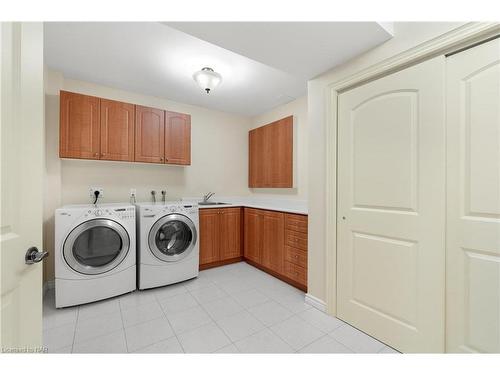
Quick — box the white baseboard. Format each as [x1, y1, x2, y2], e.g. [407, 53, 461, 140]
[305, 293, 327, 312]
[43, 280, 55, 297]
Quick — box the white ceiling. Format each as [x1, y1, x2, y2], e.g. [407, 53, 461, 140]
[166, 22, 393, 80]
[44, 22, 392, 117]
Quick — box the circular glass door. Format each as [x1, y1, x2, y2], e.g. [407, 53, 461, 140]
[148, 214, 197, 262]
[63, 219, 130, 275]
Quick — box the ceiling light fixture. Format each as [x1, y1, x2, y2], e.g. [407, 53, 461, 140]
[193, 67, 222, 94]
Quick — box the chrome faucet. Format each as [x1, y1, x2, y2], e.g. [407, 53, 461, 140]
[202, 192, 215, 202]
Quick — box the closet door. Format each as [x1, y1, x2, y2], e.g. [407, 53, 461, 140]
[337, 56, 446, 352]
[446, 38, 500, 353]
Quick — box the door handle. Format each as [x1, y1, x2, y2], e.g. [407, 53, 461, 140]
[25, 247, 49, 265]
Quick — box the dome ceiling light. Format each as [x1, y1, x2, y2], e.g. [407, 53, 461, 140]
[193, 67, 222, 94]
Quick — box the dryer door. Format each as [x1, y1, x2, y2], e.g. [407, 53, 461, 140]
[148, 214, 197, 262]
[63, 219, 130, 275]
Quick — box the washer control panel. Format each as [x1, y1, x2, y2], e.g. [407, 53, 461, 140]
[83, 207, 135, 220]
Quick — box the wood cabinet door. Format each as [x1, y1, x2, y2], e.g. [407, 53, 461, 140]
[219, 208, 242, 260]
[135, 105, 165, 163]
[59, 91, 100, 159]
[261, 210, 285, 273]
[248, 116, 293, 188]
[165, 111, 191, 165]
[100, 99, 135, 161]
[199, 209, 220, 265]
[243, 208, 262, 263]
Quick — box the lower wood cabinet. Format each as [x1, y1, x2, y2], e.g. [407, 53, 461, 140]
[199, 207, 242, 269]
[198, 206, 307, 290]
[243, 208, 307, 291]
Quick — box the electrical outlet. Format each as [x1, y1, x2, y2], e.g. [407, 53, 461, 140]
[130, 188, 136, 196]
[89, 187, 104, 198]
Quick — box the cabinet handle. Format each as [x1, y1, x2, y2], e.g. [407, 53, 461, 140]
[101, 153, 105, 157]
[94, 152, 99, 157]
[165, 157, 169, 162]
[160, 157, 164, 161]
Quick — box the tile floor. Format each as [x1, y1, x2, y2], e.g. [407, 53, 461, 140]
[43, 262, 399, 353]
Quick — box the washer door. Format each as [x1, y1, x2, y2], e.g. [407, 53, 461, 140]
[63, 219, 130, 275]
[148, 214, 197, 262]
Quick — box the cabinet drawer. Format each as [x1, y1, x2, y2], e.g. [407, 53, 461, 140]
[284, 261, 306, 285]
[284, 246, 307, 267]
[285, 230, 307, 251]
[285, 213, 308, 234]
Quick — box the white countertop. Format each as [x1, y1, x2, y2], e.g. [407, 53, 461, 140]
[182, 196, 308, 215]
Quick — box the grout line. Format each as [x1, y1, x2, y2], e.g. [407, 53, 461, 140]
[154, 289, 186, 354]
[117, 295, 129, 353]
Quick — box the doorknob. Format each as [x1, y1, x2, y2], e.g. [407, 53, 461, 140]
[25, 247, 49, 265]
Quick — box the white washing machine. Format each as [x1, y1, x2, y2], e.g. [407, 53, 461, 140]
[136, 202, 199, 290]
[55, 203, 136, 308]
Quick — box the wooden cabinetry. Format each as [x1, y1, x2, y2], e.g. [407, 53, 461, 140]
[59, 91, 191, 166]
[100, 99, 135, 161]
[283, 213, 308, 286]
[135, 105, 165, 163]
[60, 91, 100, 159]
[248, 116, 293, 188]
[243, 208, 307, 290]
[165, 111, 191, 165]
[199, 207, 242, 269]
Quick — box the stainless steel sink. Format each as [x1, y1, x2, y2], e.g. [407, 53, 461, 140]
[198, 201, 230, 206]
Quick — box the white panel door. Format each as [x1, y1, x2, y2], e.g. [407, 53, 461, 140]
[337, 56, 446, 353]
[0, 23, 45, 351]
[446, 38, 500, 353]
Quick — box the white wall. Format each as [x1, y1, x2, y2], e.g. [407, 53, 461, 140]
[306, 22, 467, 304]
[43, 70, 253, 281]
[249, 96, 308, 200]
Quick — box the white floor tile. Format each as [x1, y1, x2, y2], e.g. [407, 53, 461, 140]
[166, 305, 213, 334]
[124, 316, 175, 352]
[247, 300, 293, 327]
[177, 322, 231, 353]
[158, 292, 199, 314]
[296, 308, 345, 333]
[121, 301, 164, 328]
[273, 292, 311, 314]
[182, 276, 214, 291]
[201, 296, 244, 321]
[298, 335, 353, 353]
[329, 324, 386, 353]
[216, 278, 254, 295]
[43, 322, 75, 351]
[78, 298, 121, 321]
[216, 310, 265, 342]
[73, 330, 127, 353]
[234, 329, 294, 353]
[189, 284, 228, 304]
[270, 315, 325, 350]
[153, 283, 188, 300]
[47, 345, 72, 353]
[230, 288, 270, 309]
[134, 336, 184, 353]
[214, 344, 240, 353]
[379, 345, 400, 353]
[74, 311, 123, 343]
[119, 290, 156, 310]
[43, 306, 78, 330]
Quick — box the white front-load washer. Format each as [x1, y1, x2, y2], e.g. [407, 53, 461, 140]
[55, 203, 136, 308]
[136, 202, 199, 290]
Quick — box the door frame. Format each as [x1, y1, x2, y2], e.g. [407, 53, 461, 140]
[324, 22, 500, 315]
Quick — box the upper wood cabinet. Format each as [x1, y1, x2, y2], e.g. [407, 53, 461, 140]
[199, 207, 242, 268]
[59, 91, 191, 166]
[100, 99, 135, 161]
[60, 91, 100, 159]
[135, 105, 165, 163]
[248, 116, 293, 188]
[165, 111, 191, 165]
